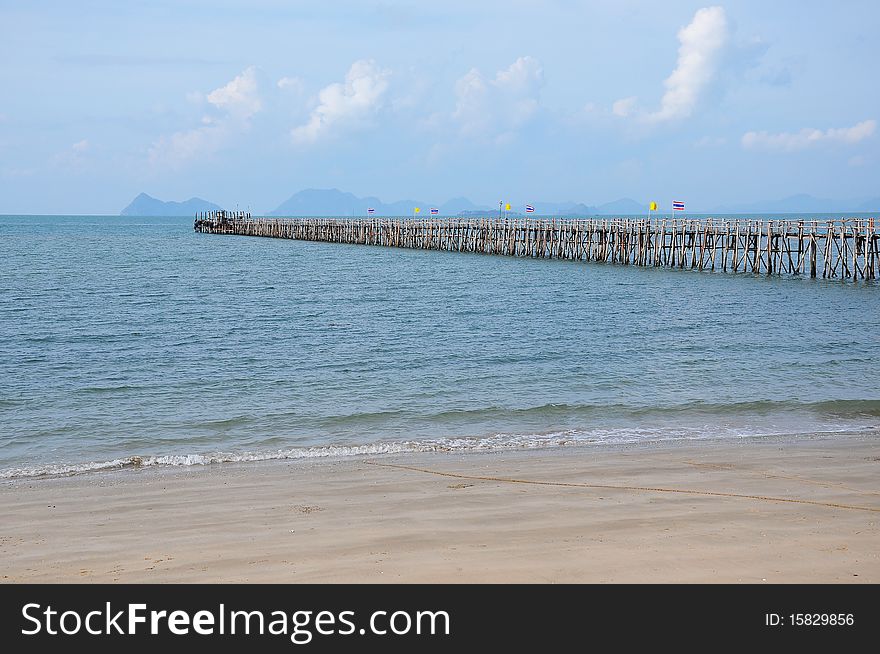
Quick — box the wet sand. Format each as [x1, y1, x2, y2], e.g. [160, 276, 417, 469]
[1, 435, 878, 583]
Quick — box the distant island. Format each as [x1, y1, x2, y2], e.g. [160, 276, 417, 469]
[120, 190, 880, 217]
[120, 193, 222, 216]
[268, 189, 647, 217]
[119, 189, 649, 217]
[269, 188, 455, 217]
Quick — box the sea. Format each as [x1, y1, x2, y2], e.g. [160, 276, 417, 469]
[1, 214, 878, 479]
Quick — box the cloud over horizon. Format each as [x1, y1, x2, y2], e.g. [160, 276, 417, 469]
[51, 139, 90, 170]
[647, 6, 729, 123]
[3, 1, 878, 214]
[452, 56, 544, 142]
[614, 6, 730, 125]
[206, 67, 262, 119]
[742, 119, 876, 151]
[290, 60, 390, 145]
[148, 67, 262, 169]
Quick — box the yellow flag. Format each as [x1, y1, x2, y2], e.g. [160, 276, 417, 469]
[414, 207, 420, 213]
[649, 201, 658, 211]
[505, 203, 511, 211]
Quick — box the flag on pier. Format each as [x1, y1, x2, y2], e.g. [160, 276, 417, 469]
[649, 202, 658, 211]
[367, 207, 375, 215]
[414, 207, 421, 214]
[672, 201, 685, 211]
[505, 203, 511, 211]
[525, 205, 535, 213]
[430, 208, 439, 215]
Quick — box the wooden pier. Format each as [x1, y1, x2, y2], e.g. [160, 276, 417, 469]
[194, 211, 879, 280]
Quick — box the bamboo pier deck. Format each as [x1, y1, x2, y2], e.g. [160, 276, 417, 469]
[194, 211, 878, 281]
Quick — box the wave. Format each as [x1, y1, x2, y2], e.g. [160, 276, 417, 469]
[802, 399, 880, 417]
[0, 442, 434, 479]
[2, 422, 877, 480]
[424, 398, 880, 421]
[76, 385, 142, 395]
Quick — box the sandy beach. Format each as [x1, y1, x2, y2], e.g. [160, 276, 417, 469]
[1, 435, 878, 583]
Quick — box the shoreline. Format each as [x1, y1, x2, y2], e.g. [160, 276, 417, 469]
[3, 426, 878, 482]
[1, 433, 878, 583]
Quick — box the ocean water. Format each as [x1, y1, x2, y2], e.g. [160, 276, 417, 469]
[1, 214, 879, 478]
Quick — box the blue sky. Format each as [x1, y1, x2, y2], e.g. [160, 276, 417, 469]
[1, 0, 878, 213]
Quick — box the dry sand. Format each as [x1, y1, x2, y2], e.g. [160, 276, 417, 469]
[1, 435, 878, 583]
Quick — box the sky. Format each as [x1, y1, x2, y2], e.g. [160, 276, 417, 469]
[0, 0, 878, 214]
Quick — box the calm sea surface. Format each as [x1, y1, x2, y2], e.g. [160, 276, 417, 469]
[1, 214, 879, 477]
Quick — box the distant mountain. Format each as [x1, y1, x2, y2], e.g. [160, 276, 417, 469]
[458, 209, 521, 217]
[271, 188, 370, 216]
[269, 190, 651, 217]
[440, 196, 490, 214]
[527, 201, 589, 215]
[270, 188, 420, 216]
[120, 192, 221, 216]
[714, 194, 880, 214]
[120, 189, 878, 218]
[557, 203, 597, 216]
[526, 198, 646, 216]
[269, 188, 493, 216]
[595, 198, 646, 215]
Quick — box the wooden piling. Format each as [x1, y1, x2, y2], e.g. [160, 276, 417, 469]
[192, 212, 878, 283]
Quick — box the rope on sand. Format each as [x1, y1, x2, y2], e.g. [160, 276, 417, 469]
[365, 461, 880, 513]
[682, 460, 880, 498]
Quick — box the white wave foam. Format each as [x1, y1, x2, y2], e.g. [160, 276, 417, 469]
[1, 423, 876, 480]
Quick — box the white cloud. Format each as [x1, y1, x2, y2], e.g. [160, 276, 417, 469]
[52, 139, 90, 169]
[647, 6, 728, 122]
[612, 96, 637, 118]
[742, 119, 876, 151]
[614, 7, 729, 124]
[148, 67, 261, 168]
[452, 56, 544, 141]
[277, 76, 304, 93]
[149, 126, 227, 167]
[494, 56, 544, 96]
[206, 67, 261, 118]
[453, 68, 490, 134]
[290, 60, 390, 145]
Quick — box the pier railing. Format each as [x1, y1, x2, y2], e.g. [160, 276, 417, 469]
[194, 212, 878, 280]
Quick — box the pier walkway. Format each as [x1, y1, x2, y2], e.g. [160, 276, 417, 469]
[194, 211, 878, 280]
